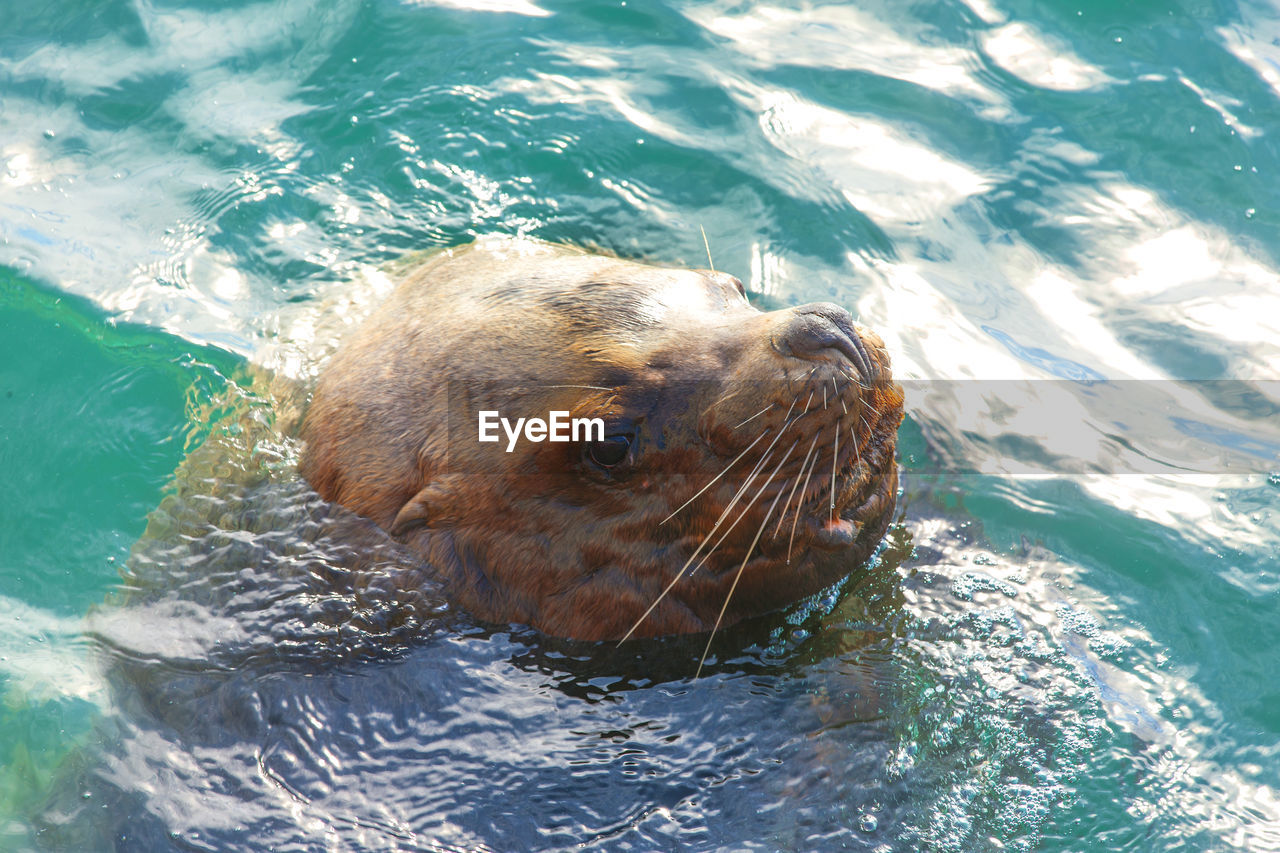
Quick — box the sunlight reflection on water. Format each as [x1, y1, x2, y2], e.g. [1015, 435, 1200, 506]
[3, 0, 1280, 849]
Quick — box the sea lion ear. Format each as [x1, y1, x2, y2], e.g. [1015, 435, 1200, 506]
[389, 493, 431, 537]
[388, 476, 459, 538]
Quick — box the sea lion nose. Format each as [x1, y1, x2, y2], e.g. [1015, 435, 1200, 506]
[779, 302, 877, 383]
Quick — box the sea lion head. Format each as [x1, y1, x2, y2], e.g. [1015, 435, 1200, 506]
[300, 239, 903, 641]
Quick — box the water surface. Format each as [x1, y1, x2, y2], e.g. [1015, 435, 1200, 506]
[3, 0, 1279, 850]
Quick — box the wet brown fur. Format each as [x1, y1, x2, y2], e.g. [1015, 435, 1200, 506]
[300, 239, 904, 641]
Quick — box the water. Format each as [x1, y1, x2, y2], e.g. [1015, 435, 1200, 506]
[2, 0, 1279, 849]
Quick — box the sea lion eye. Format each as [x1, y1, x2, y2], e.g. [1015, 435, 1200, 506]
[586, 434, 632, 468]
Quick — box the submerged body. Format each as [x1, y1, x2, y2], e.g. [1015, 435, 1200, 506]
[301, 239, 903, 640]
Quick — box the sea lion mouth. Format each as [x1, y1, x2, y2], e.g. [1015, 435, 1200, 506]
[808, 516, 858, 550]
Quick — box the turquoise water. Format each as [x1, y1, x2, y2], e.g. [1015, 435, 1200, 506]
[3, 0, 1279, 850]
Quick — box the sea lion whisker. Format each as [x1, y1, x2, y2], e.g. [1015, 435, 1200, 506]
[624, 398, 808, 640]
[746, 392, 800, 456]
[695, 451, 795, 678]
[664, 388, 797, 534]
[839, 365, 871, 392]
[700, 224, 715, 272]
[690, 437, 800, 576]
[732, 402, 775, 430]
[803, 392, 815, 414]
[851, 364, 873, 391]
[535, 384, 615, 392]
[830, 427, 839, 519]
[788, 366, 816, 401]
[705, 392, 799, 516]
[786, 446, 822, 565]
[619, 440, 782, 644]
[850, 425, 861, 465]
[703, 388, 745, 418]
[658, 428, 770, 525]
[832, 376, 848, 416]
[822, 385, 827, 410]
[772, 432, 821, 539]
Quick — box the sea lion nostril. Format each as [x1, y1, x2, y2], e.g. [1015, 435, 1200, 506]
[784, 303, 876, 382]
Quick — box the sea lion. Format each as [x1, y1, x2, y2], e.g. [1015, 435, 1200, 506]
[300, 238, 903, 641]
